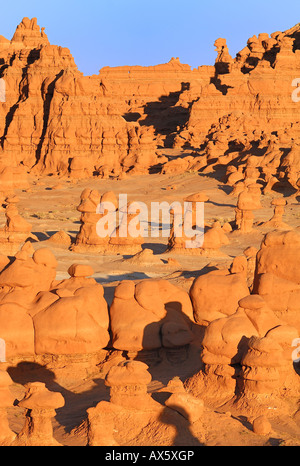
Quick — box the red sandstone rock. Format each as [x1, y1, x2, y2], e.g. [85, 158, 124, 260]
[86, 360, 184, 446]
[185, 294, 298, 409]
[104, 360, 156, 410]
[252, 416, 272, 435]
[47, 230, 72, 246]
[234, 184, 262, 233]
[0, 247, 57, 358]
[253, 230, 300, 332]
[176, 26, 300, 183]
[124, 248, 165, 266]
[260, 198, 291, 230]
[0, 200, 37, 255]
[0, 16, 300, 446]
[109, 279, 194, 352]
[0, 18, 299, 183]
[86, 400, 119, 446]
[108, 202, 144, 255]
[163, 377, 204, 424]
[0, 166, 29, 194]
[33, 266, 110, 355]
[13, 382, 64, 446]
[72, 189, 110, 253]
[0, 245, 111, 359]
[0, 370, 15, 446]
[190, 262, 250, 325]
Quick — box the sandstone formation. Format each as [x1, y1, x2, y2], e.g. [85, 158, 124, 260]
[185, 294, 299, 412]
[104, 360, 155, 410]
[72, 189, 110, 253]
[238, 318, 299, 415]
[73, 189, 144, 255]
[0, 18, 166, 179]
[0, 198, 37, 255]
[166, 207, 229, 256]
[243, 246, 259, 290]
[189, 261, 250, 325]
[1, 16, 300, 447]
[0, 246, 57, 359]
[86, 361, 158, 446]
[0, 224, 299, 444]
[0, 370, 16, 445]
[163, 377, 204, 424]
[259, 198, 291, 230]
[252, 416, 272, 435]
[173, 26, 300, 189]
[108, 202, 144, 255]
[1, 18, 299, 185]
[13, 382, 65, 446]
[0, 166, 29, 194]
[253, 229, 300, 332]
[235, 184, 262, 233]
[109, 279, 194, 353]
[86, 360, 204, 447]
[33, 264, 110, 355]
[0, 246, 110, 360]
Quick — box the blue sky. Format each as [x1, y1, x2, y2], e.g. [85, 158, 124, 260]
[0, 0, 299, 75]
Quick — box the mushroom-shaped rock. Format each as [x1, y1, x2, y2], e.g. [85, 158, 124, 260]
[184, 307, 258, 406]
[235, 184, 261, 233]
[260, 198, 291, 230]
[240, 319, 300, 413]
[14, 382, 64, 446]
[105, 360, 152, 387]
[105, 361, 157, 411]
[184, 295, 286, 406]
[108, 202, 144, 254]
[72, 189, 110, 253]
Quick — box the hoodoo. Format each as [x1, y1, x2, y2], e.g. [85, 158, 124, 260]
[0, 13, 300, 447]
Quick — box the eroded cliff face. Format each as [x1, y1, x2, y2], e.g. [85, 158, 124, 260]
[176, 26, 300, 145]
[0, 17, 163, 178]
[174, 25, 300, 186]
[0, 17, 300, 184]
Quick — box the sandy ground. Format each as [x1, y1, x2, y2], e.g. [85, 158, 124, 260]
[2, 161, 300, 446]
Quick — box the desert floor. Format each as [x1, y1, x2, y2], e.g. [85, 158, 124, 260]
[3, 158, 300, 446]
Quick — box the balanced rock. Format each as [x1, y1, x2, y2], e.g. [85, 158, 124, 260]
[13, 382, 64, 446]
